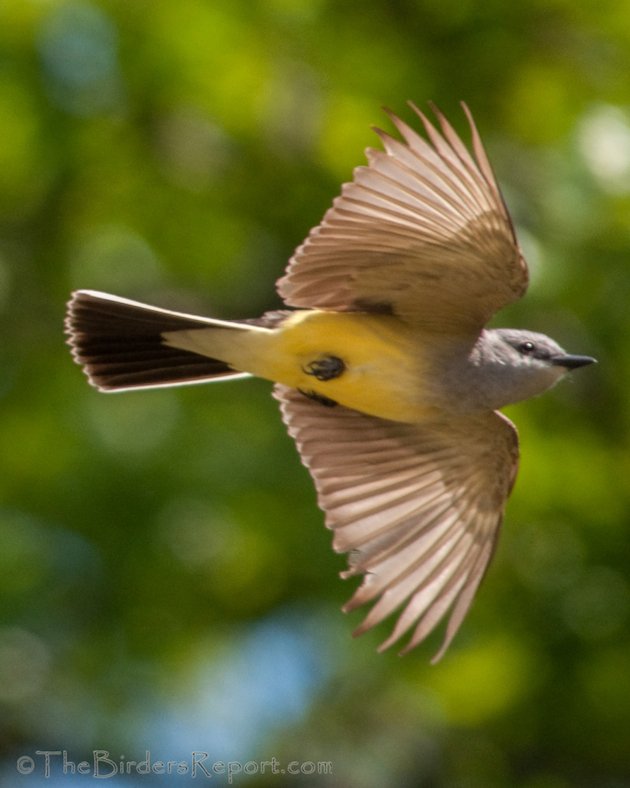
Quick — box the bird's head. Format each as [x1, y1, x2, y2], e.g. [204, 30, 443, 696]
[476, 329, 596, 408]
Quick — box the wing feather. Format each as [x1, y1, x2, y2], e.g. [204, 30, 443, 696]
[277, 103, 528, 333]
[274, 384, 519, 660]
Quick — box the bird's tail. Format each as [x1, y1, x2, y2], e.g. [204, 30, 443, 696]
[65, 290, 253, 391]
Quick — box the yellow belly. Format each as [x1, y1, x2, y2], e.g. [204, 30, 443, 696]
[165, 309, 433, 423]
[264, 311, 429, 423]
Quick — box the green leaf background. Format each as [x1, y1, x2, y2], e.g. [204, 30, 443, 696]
[1, 1, 628, 785]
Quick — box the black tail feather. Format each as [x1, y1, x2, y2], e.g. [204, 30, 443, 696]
[65, 290, 245, 391]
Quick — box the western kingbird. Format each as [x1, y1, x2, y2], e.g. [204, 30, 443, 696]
[65, 103, 595, 662]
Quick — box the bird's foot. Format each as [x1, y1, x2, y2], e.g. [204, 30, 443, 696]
[298, 389, 338, 407]
[303, 355, 345, 381]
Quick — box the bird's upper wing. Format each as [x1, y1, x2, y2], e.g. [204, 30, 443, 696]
[274, 385, 519, 662]
[277, 103, 528, 334]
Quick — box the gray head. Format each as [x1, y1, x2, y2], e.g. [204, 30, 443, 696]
[466, 328, 596, 410]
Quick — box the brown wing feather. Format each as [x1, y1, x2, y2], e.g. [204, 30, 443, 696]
[274, 384, 519, 661]
[277, 103, 528, 333]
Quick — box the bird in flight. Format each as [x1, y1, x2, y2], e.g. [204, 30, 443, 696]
[66, 102, 595, 662]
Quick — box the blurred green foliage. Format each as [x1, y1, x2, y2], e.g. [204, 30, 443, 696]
[1, 0, 629, 786]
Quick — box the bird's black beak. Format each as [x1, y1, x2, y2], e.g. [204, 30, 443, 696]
[551, 354, 597, 370]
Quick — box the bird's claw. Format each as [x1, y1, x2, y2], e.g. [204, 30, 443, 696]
[303, 355, 345, 381]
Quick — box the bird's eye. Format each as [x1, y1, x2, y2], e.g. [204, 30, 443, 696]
[518, 341, 536, 355]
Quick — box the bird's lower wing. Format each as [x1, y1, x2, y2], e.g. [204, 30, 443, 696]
[274, 385, 519, 662]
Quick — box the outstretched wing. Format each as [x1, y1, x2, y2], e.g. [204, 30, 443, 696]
[277, 103, 528, 334]
[274, 385, 519, 662]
